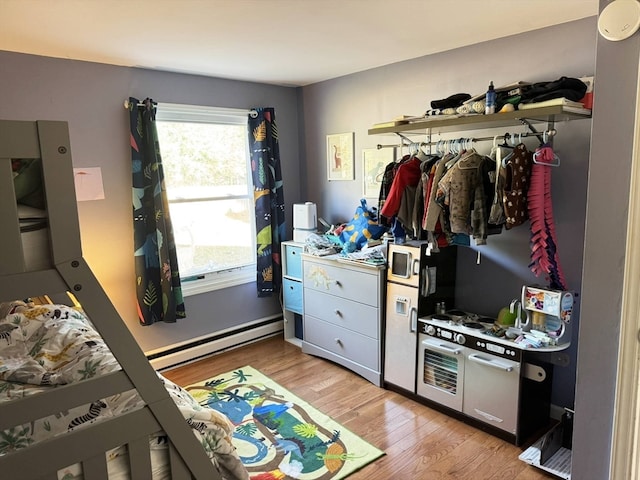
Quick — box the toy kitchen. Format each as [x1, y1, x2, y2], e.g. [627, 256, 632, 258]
[384, 241, 573, 447]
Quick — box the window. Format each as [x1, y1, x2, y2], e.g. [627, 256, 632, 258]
[155, 104, 255, 295]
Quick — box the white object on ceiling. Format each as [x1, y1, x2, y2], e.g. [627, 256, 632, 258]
[0, 0, 599, 87]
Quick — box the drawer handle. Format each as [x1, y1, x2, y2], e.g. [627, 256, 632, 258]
[468, 353, 514, 372]
[334, 309, 342, 317]
[331, 280, 342, 287]
[334, 338, 343, 346]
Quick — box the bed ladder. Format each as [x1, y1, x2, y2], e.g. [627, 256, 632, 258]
[0, 120, 224, 480]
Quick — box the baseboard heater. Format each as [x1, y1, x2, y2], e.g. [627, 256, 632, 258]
[147, 315, 283, 371]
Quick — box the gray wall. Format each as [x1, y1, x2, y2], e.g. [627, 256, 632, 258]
[299, 18, 596, 410]
[0, 51, 302, 353]
[572, 1, 636, 477]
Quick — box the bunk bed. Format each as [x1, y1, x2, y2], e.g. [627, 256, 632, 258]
[0, 120, 249, 480]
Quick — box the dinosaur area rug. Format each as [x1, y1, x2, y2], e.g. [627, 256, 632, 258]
[185, 365, 384, 480]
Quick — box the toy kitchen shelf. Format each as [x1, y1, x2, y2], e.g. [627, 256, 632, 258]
[367, 105, 591, 138]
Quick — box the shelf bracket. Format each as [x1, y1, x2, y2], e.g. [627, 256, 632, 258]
[518, 117, 555, 145]
[395, 132, 413, 145]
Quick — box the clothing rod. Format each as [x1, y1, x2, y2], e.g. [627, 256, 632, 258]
[376, 129, 556, 150]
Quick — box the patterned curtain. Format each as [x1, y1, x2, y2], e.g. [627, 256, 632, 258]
[128, 97, 185, 325]
[248, 107, 286, 297]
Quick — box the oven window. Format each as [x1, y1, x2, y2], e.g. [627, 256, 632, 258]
[423, 351, 459, 394]
[391, 252, 410, 278]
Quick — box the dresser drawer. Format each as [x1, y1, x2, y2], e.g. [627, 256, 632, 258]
[283, 243, 303, 279]
[304, 315, 379, 370]
[304, 288, 378, 338]
[283, 278, 303, 314]
[303, 260, 379, 306]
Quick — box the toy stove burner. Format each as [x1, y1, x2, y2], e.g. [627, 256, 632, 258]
[460, 316, 495, 333]
[429, 311, 495, 333]
[445, 309, 468, 324]
[461, 321, 486, 332]
[477, 317, 496, 324]
[430, 314, 452, 325]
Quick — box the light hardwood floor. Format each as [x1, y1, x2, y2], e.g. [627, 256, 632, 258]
[162, 335, 555, 480]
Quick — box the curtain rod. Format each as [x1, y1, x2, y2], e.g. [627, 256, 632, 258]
[123, 99, 157, 109]
[123, 99, 258, 118]
[376, 129, 557, 150]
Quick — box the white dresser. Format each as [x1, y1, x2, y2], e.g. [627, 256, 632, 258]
[301, 254, 385, 386]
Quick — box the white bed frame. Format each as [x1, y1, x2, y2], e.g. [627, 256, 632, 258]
[0, 120, 224, 479]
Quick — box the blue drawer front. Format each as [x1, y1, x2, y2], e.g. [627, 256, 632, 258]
[284, 244, 303, 278]
[283, 278, 303, 314]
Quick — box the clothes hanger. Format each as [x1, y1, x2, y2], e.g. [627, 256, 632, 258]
[465, 137, 476, 154]
[533, 131, 561, 166]
[409, 142, 419, 158]
[445, 138, 464, 168]
[500, 133, 514, 149]
[415, 142, 432, 162]
[501, 133, 517, 166]
[458, 138, 483, 169]
[489, 135, 500, 161]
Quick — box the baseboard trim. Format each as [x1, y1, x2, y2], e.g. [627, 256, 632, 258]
[147, 317, 283, 371]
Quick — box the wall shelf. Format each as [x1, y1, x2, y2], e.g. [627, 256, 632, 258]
[367, 105, 591, 137]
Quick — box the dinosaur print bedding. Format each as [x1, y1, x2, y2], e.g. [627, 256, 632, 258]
[0, 301, 248, 480]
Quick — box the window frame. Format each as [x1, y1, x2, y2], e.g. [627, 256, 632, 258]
[155, 103, 256, 296]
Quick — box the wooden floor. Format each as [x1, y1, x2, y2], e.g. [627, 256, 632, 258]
[162, 335, 555, 480]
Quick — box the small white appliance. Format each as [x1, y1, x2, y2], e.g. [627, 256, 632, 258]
[293, 202, 317, 242]
[293, 202, 317, 229]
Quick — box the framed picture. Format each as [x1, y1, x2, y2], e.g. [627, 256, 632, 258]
[363, 147, 394, 199]
[327, 132, 354, 181]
